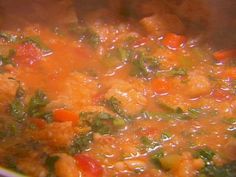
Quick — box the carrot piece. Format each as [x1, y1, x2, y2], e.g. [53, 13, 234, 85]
[53, 109, 79, 124]
[213, 48, 236, 61]
[162, 33, 187, 49]
[30, 118, 47, 129]
[151, 78, 171, 94]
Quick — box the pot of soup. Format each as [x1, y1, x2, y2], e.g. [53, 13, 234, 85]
[0, 0, 235, 177]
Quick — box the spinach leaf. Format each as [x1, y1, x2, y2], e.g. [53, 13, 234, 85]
[157, 101, 183, 113]
[106, 96, 130, 119]
[188, 108, 202, 118]
[169, 68, 187, 76]
[80, 111, 125, 134]
[223, 117, 236, 124]
[22, 36, 52, 55]
[194, 147, 236, 177]
[10, 86, 26, 122]
[45, 155, 60, 177]
[0, 32, 17, 42]
[200, 161, 236, 177]
[27, 90, 49, 117]
[140, 136, 160, 152]
[91, 118, 111, 135]
[0, 49, 16, 66]
[0, 123, 20, 139]
[160, 132, 172, 141]
[69, 132, 93, 155]
[195, 148, 215, 164]
[80, 111, 114, 122]
[69, 26, 100, 48]
[150, 150, 164, 168]
[130, 54, 159, 79]
[10, 100, 26, 122]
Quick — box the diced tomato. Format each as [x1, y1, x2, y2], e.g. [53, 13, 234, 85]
[15, 43, 42, 65]
[162, 33, 187, 49]
[151, 78, 171, 95]
[212, 89, 232, 102]
[53, 109, 79, 124]
[213, 48, 236, 61]
[30, 118, 47, 129]
[75, 154, 103, 177]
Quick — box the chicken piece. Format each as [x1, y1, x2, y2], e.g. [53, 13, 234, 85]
[18, 158, 47, 177]
[105, 79, 147, 115]
[176, 0, 209, 26]
[173, 152, 204, 177]
[48, 72, 99, 111]
[34, 122, 79, 148]
[185, 71, 211, 98]
[55, 153, 80, 177]
[140, 13, 185, 37]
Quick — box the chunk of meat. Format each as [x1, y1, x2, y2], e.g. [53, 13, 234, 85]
[55, 153, 80, 177]
[18, 160, 47, 177]
[34, 122, 79, 148]
[185, 71, 211, 97]
[17, 152, 48, 177]
[140, 13, 185, 37]
[105, 79, 147, 115]
[173, 152, 204, 177]
[48, 73, 99, 111]
[176, 0, 209, 26]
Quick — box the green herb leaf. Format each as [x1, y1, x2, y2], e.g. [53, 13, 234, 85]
[200, 161, 236, 177]
[106, 96, 130, 119]
[10, 86, 26, 122]
[140, 136, 160, 152]
[160, 132, 172, 141]
[69, 132, 93, 155]
[0, 32, 17, 42]
[80, 111, 125, 133]
[10, 100, 26, 122]
[188, 108, 202, 118]
[195, 148, 215, 164]
[27, 90, 49, 117]
[69, 26, 100, 48]
[0, 49, 16, 66]
[223, 117, 236, 124]
[45, 155, 60, 177]
[131, 54, 159, 79]
[22, 36, 52, 55]
[150, 150, 164, 168]
[170, 68, 187, 76]
[91, 118, 111, 135]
